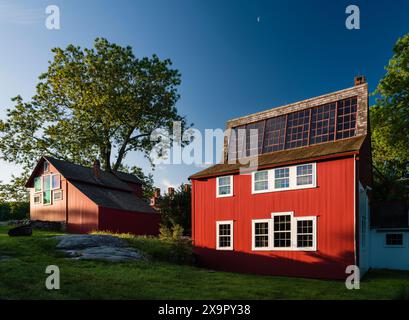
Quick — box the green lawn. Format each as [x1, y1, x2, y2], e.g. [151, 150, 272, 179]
[0, 226, 408, 300]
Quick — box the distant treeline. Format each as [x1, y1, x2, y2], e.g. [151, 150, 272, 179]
[0, 202, 29, 221]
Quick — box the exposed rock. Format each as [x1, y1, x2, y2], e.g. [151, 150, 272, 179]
[55, 234, 128, 250]
[30, 220, 66, 232]
[74, 246, 142, 262]
[8, 225, 32, 237]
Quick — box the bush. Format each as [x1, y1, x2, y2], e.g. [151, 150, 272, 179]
[0, 202, 29, 221]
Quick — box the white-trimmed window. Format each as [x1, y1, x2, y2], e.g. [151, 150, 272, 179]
[53, 190, 63, 201]
[252, 171, 269, 193]
[216, 176, 233, 197]
[51, 174, 61, 190]
[385, 233, 404, 247]
[251, 163, 316, 194]
[34, 177, 42, 193]
[274, 168, 290, 189]
[216, 221, 233, 250]
[42, 175, 52, 205]
[252, 219, 270, 250]
[251, 212, 317, 251]
[33, 193, 42, 205]
[296, 164, 314, 186]
[44, 161, 50, 173]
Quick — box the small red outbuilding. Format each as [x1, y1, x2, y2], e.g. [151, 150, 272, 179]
[25, 156, 160, 235]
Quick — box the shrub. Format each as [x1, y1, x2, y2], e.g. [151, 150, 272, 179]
[0, 202, 29, 221]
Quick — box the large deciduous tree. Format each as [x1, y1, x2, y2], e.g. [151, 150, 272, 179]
[0, 38, 188, 201]
[371, 33, 409, 200]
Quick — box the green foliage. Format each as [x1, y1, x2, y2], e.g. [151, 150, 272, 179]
[156, 184, 191, 235]
[0, 38, 190, 198]
[159, 223, 184, 241]
[0, 202, 29, 221]
[0, 173, 30, 202]
[371, 33, 409, 200]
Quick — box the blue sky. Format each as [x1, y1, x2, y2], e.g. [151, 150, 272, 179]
[0, 0, 408, 192]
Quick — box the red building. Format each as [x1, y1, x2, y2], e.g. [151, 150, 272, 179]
[190, 77, 372, 280]
[25, 157, 160, 235]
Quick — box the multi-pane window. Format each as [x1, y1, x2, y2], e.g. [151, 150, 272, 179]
[285, 109, 310, 149]
[253, 221, 270, 249]
[217, 176, 233, 197]
[53, 190, 63, 201]
[217, 221, 233, 250]
[336, 97, 357, 140]
[296, 164, 313, 186]
[385, 233, 403, 246]
[273, 215, 292, 248]
[309, 103, 336, 144]
[274, 168, 289, 189]
[33, 194, 41, 205]
[263, 116, 286, 153]
[297, 220, 314, 248]
[228, 96, 358, 161]
[42, 175, 51, 205]
[253, 171, 269, 192]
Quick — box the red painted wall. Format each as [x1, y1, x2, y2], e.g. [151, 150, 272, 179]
[99, 207, 160, 236]
[192, 157, 356, 280]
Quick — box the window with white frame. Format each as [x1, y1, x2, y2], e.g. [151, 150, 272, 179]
[33, 193, 42, 205]
[252, 220, 270, 249]
[53, 190, 63, 201]
[253, 171, 269, 192]
[251, 212, 317, 251]
[216, 221, 233, 250]
[216, 176, 233, 197]
[274, 168, 290, 189]
[296, 164, 313, 186]
[251, 163, 316, 194]
[273, 214, 292, 248]
[51, 174, 60, 190]
[34, 177, 42, 193]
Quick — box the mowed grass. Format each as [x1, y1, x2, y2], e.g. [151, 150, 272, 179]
[0, 226, 408, 300]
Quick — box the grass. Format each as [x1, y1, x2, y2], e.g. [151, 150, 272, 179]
[0, 226, 409, 300]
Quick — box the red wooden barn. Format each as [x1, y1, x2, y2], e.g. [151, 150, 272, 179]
[190, 77, 372, 280]
[25, 157, 160, 235]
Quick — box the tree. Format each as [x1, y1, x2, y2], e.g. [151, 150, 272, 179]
[156, 184, 191, 235]
[0, 38, 189, 200]
[371, 33, 409, 200]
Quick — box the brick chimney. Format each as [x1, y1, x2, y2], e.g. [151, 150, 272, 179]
[93, 159, 101, 179]
[168, 187, 175, 197]
[354, 75, 366, 86]
[183, 184, 191, 193]
[150, 188, 161, 208]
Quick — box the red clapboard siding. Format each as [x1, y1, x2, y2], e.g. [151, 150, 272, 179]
[192, 156, 356, 280]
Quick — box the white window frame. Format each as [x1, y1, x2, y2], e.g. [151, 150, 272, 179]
[251, 170, 270, 194]
[252, 219, 271, 250]
[53, 190, 63, 201]
[251, 163, 316, 194]
[251, 212, 317, 252]
[216, 175, 233, 198]
[33, 193, 42, 205]
[216, 220, 234, 250]
[385, 233, 405, 248]
[51, 174, 61, 190]
[34, 176, 42, 193]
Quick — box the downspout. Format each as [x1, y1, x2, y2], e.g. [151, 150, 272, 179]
[353, 154, 358, 268]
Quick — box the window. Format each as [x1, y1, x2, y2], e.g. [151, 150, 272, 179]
[296, 164, 314, 186]
[274, 168, 289, 189]
[53, 190, 63, 201]
[297, 219, 314, 248]
[273, 214, 292, 248]
[251, 212, 317, 251]
[34, 177, 42, 193]
[385, 233, 403, 246]
[44, 161, 50, 173]
[51, 174, 60, 190]
[216, 176, 233, 197]
[252, 220, 270, 250]
[253, 171, 269, 192]
[42, 175, 51, 205]
[216, 221, 233, 250]
[33, 193, 42, 205]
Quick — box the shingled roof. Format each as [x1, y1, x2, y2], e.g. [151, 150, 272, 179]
[26, 157, 154, 213]
[190, 135, 366, 180]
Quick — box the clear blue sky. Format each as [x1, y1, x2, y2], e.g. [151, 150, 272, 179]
[0, 0, 408, 192]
